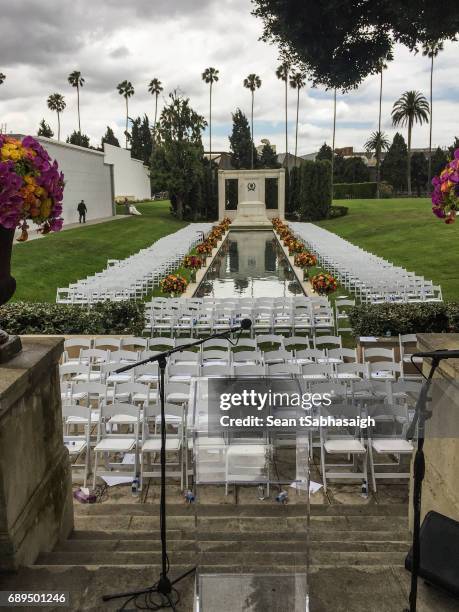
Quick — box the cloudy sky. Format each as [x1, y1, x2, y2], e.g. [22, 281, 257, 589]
[0, 0, 458, 156]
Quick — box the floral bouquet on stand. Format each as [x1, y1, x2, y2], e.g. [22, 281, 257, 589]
[0, 135, 64, 361]
[271, 217, 285, 231]
[196, 241, 213, 257]
[0, 136, 64, 240]
[286, 238, 304, 255]
[431, 148, 459, 224]
[310, 273, 338, 295]
[220, 217, 232, 231]
[294, 252, 318, 280]
[183, 255, 203, 283]
[160, 274, 188, 297]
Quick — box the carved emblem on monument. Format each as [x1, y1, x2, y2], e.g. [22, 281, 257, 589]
[247, 182, 256, 192]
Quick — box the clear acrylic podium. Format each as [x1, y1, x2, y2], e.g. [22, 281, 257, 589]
[188, 376, 311, 612]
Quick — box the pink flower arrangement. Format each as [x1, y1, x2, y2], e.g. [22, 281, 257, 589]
[431, 148, 459, 224]
[0, 135, 64, 238]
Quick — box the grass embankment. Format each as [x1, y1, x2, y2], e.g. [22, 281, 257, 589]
[317, 198, 458, 301]
[11, 200, 186, 302]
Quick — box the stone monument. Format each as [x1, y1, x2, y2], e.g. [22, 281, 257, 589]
[218, 168, 285, 227]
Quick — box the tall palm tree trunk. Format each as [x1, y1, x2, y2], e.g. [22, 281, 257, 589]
[407, 119, 412, 196]
[285, 78, 288, 157]
[377, 70, 383, 199]
[57, 112, 61, 141]
[331, 88, 337, 198]
[251, 92, 254, 170]
[208, 82, 213, 220]
[209, 82, 213, 180]
[77, 84, 81, 133]
[295, 87, 300, 159]
[428, 55, 434, 191]
[125, 98, 129, 148]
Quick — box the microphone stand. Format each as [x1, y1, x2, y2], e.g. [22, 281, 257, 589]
[405, 354, 440, 612]
[102, 322, 250, 609]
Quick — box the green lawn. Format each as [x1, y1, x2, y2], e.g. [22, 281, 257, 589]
[10, 197, 458, 303]
[316, 198, 458, 301]
[11, 200, 187, 302]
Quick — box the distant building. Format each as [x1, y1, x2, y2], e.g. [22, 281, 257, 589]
[256, 139, 277, 155]
[13, 134, 115, 225]
[104, 143, 151, 202]
[204, 151, 233, 169]
[277, 152, 304, 170]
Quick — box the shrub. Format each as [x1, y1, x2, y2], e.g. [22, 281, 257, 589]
[294, 160, 332, 220]
[379, 182, 394, 198]
[334, 182, 377, 199]
[0, 301, 145, 336]
[446, 302, 459, 333]
[348, 303, 451, 336]
[328, 205, 349, 218]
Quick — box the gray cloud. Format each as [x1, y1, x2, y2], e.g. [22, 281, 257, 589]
[0, 0, 457, 155]
[109, 46, 130, 59]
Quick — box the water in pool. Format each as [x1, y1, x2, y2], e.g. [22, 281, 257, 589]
[194, 230, 303, 298]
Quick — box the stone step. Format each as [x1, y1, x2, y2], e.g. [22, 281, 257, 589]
[2, 565, 455, 612]
[74, 513, 408, 533]
[70, 528, 410, 543]
[73, 502, 408, 518]
[56, 538, 409, 553]
[36, 550, 406, 567]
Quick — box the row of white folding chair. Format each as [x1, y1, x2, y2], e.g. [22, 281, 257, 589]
[57, 225, 211, 303]
[63, 397, 187, 490]
[306, 380, 417, 492]
[291, 222, 439, 303]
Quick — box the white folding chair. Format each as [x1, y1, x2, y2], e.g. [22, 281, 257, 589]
[140, 403, 184, 491]
[92, 402, 140, 488]
[63, 403, 92, 488]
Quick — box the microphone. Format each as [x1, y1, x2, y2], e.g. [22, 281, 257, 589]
[412, 349, 459, 360]
[229, 318, 252, 333]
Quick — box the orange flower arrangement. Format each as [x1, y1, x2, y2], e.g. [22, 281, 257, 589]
[160, 274, 188, 296]
[294, 252, 318, 269]
[310, 273, 338, 295]
[196, 242, 213, 256]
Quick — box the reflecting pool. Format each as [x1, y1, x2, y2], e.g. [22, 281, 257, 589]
[194, 230, 303, 298]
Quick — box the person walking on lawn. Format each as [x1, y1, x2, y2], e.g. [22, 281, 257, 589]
[77, 199, 87, 223]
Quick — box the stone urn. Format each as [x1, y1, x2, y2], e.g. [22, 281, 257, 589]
[0, 226, 22, 362]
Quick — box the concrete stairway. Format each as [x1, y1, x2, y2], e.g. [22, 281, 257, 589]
[2, 501, 456, 611]
[36, 502, 410, 572]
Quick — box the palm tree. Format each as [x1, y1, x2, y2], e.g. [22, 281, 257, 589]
[201, 67, 219, 173]
[422, 41, 444, 190]
[243, 73, 262, 169]
[375, 57, 391, 198]
[147, 78, 163, 138]
[289, 71, 306, 159]
[117, 80, 135, 147]
[365, 131, 390, 193]
[276, 62, 290, 156]
[331, 88, 337, 196]
[391, 90, 430, 195]
[47, 93, 66, 140]
[0, 72, 5, 86]
[67, 70, 85, 133]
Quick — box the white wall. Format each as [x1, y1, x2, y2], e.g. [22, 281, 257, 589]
[103, 144, 151, 201]
[35, 137, 114, 225]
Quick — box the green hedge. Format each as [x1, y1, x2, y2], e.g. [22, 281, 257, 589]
[333, 181, 394, 199]
[0, 301, 145, 336]
[334, 182, 377, 199]
[328, 205, 349, 219]
[289, 161, 332, 221]
[348, 302, 459, 337]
